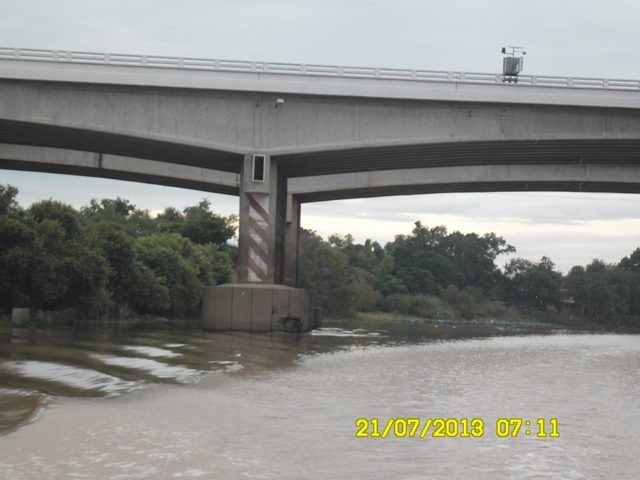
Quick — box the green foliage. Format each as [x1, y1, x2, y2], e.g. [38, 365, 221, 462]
[0, 200, 111, 316]
[503, 256, 563, 313]
[0, 185, 19, 215]
[0, 186, 236, 319]
[387, 222, 514, 296]
[157, 199, 237, 246]
[299, 229, 379, 318]
[127, 261, 170, 313]
[375, 293, 455, 319]
[30, 200, 82, 240]
[443, 285, 478, 319]
[297, 219, 640, 327]
[301, 223, 517, 321]
[80, 198, 135, 226]
[619, 248, 640, 273]
[135, 234, 203, 317]
[565, 260, 635, 325]
[0, 215, 51, 309]
[4, 182, 640, 329]
[618, 249, 640, 316]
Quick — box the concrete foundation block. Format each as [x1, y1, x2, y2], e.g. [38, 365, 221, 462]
[45, 309, 75, 325]
[202, 283, 320, 333]
[203, 286, 231, 330]
[231, 286, 253, 332]
[271, 287, 291, 331]
[11, 308, 30, 326]
[251, 287, 273, 333]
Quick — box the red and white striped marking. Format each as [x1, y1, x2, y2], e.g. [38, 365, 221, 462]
[248, 194, 269, 282]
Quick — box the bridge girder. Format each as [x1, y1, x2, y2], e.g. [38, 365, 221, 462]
[3, 142, 640, 202]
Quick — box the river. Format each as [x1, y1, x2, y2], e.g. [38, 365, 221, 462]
[0, 320, 639, 479]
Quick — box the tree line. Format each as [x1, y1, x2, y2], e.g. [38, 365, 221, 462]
[299, 221, 640, 328]
[2, 183, 640, 327]
[0, 185, 236, 319]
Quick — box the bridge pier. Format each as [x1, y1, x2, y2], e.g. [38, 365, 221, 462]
[202, 155, 318, 332]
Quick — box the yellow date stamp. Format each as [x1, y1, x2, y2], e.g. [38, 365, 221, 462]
[355, 418, 559, 438]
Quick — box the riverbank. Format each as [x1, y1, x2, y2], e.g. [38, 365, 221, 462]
[325, 310, 640, 333]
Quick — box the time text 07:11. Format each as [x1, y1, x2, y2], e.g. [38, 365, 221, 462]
[355, 418, 560, 439]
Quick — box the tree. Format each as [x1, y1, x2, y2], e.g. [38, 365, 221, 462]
[189, 242, 235, 287]
[29, 202, 110, 315]
[566, 259, 632, 324]
[0, 214, 54, 310]
[29, 200, 82, 240]
[134, 233, 224, 317]
[157, 199, 236, 246]
[504, 256, 562, 313]
[84, 220, 138, 316]
[386, 222, 513, 296]
[0, 198, 111, 315]
[0, 184, 19, 215]
[0, 187, 237, 319]
[618, 249, 640, 316]
[299, 229, 378, 317]
[446, 231, 515, 294]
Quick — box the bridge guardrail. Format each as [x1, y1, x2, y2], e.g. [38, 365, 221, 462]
[1, 47, 639, 91]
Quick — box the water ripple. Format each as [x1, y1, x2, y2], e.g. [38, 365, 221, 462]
[0, 361, 141, 397]
[90, 354, 205, 383]
[310, 327, 385, 338]
[121, 345, 183, 358]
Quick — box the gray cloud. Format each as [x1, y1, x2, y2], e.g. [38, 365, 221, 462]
[3, 0, 640, 77]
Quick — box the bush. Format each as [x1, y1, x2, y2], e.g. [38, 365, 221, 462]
[376, 293, 455, 319]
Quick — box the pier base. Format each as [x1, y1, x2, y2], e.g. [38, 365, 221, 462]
[202, 284, 320, 333]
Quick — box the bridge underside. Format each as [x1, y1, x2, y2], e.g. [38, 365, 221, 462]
[274, 138, 640, 178]
[294, 180, 640, 203]
[4, 155, 640, 203]
[3, 117, 640, 178]
[3, 139, 640, 201]
[0, 145, 240, 196]
[0, 119, 243, 173]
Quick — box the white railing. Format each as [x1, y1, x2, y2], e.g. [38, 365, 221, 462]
[1, 47, 639, 91]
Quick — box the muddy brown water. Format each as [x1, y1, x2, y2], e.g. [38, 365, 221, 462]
[0, 320, 638, 479]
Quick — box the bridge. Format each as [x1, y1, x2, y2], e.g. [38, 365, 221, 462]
[2, 47, 640, 332]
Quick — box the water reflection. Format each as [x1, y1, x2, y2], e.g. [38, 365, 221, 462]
[0, 388, 45, 434]
[0, 319, 577, 436]
[121, 345, 183, 358]
[0, 360, 142, 397]
[311, 327, 385, 338]
[89, 354, 206, 383]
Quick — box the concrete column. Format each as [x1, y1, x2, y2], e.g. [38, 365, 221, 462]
[237, 153, 287, 284]
[203, 155, 322, 333]
[274, 170, 288, 284]
[284, 194, 301, 287]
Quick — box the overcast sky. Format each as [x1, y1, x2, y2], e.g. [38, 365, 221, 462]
[2, 0, 640, 273]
